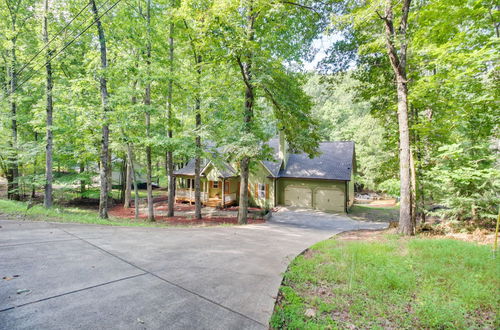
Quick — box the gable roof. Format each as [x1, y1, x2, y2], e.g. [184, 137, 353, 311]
[173, 159, 205, 177]
[202, 161, 238, 178]
[173, 158, 237, 178]
[174, 140, 355, 182]
[278, 141, 354, 181]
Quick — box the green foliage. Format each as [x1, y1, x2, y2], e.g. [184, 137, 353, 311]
[305, 73, 395, 190]
[0, 0, 497, 225]
[426, 143, 499, 223]
[378, 178, 400, 197]
[271, 238, 499, 329]
[318, 0, 499, 220]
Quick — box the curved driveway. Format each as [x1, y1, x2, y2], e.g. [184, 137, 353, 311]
[0, 208, 386, 329]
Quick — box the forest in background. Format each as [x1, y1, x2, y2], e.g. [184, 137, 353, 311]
[0, 0, 498, 230]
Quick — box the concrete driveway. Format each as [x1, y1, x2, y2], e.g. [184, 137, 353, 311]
[0, 208, 386, 330]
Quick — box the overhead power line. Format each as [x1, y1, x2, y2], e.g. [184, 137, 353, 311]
[15, 2, 92, 79]
[15, 0, 113, 86]
[4, 0, 121, 100]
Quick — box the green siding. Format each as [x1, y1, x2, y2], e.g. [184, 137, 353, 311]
[204, 164, 220, 182]
[248, 162, 275, 208]
[348, 172, 354, 208]
[277, 178, 346, 213]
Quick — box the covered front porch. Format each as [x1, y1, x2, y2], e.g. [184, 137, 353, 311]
[175, 176, 238, 208]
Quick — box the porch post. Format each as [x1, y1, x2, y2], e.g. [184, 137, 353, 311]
[189, 179, 193, 204]
[205, 181, 208, 202]
[221, 178, 225, 208]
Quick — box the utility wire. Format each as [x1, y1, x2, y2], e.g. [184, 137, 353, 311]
[14, 2, 92, 79]
[15, 0, 112, 87]
[4, 0, 122, 100]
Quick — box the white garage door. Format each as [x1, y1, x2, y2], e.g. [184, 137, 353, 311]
[315, 188, 344, 212]
[284, 186, 312, 208]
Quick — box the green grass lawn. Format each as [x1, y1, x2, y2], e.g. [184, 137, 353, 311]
[50, 188, 165, 202]
[0, 199, 166, 227]
[349, 204, 400, 222]
[271, 236, 499, 329]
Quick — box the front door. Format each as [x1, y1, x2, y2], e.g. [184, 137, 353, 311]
[209, 181, 222, 198]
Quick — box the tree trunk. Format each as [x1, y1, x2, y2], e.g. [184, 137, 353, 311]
[124, 154, 132, 208]
[238, 157, 250, 224]
[107, 148, 112, 206]
[410, 148, 417, 226]
[194, 54, 202, 220]
[381, 0, 414, 235]
[120, 157, 126, 202]
[80, 163, 86, 195]
[144, 0, 154, 221]
[8, 26, 19, 200]
[91, 0, 111, 219]
[237, 1, 255, 225]
[194, 107, 202, 219]
[395, 69, 413, 235]
[43, 0, 53, 208]
[127, 143, 140, 220]
[166, 20, 175, 217]
[413, 107, 426, 223]
[32, 132, 38, 199]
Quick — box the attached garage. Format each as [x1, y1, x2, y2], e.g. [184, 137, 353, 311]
[278, 179, 347, 213]
[315, 188, 344, 213]
[284, 186, 312, 208]
[276, 141, 355, 213]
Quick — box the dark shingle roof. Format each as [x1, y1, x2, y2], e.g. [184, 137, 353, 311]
[174, 159, 204, 176]
[175, 140, 355, 181]
[261, 138, 282, 177]
[278, 141, 354, 181]
[174, 159, 237, 178]
[210, 161, 238, 178]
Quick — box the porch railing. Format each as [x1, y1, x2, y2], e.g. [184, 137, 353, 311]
[224, 193, 236, 203]
[176, 189, 207, 201]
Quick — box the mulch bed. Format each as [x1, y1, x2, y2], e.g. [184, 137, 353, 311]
[154, 217, 265, 226]
[108, 203, 266, 226]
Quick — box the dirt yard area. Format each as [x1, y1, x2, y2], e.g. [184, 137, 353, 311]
[338, 226, 497, 246]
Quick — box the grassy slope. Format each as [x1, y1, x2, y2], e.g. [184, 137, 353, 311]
[271, 237, 499, 329]
[0, 199, 165, 227]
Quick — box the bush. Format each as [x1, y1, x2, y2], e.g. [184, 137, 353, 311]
[426, 143, 499, 225]
[378, 178, 400, 197]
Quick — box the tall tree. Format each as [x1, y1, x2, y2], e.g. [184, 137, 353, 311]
[183, 16, 203, 220]
[4, 0, 23, 201]
[166, 11, 175, 217]
[377, 0, 414, 235]
[236, 0, 256, 225]
[43, 0, 53, 208]
[90, 0, 111, 219]
[144, 0, 154, 221]
[193, 53, 202, 220]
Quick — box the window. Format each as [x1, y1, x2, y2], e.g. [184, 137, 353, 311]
[258, 183, 266, 198]
[224, 181, 230, 193]
[212, 181, 219, 188]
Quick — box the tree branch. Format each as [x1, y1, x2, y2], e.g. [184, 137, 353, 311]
[263, 87, 282, 112]
[280, 1, 320, 16]
[235, 55, 252, 91]
[182, 19, 199, 65]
